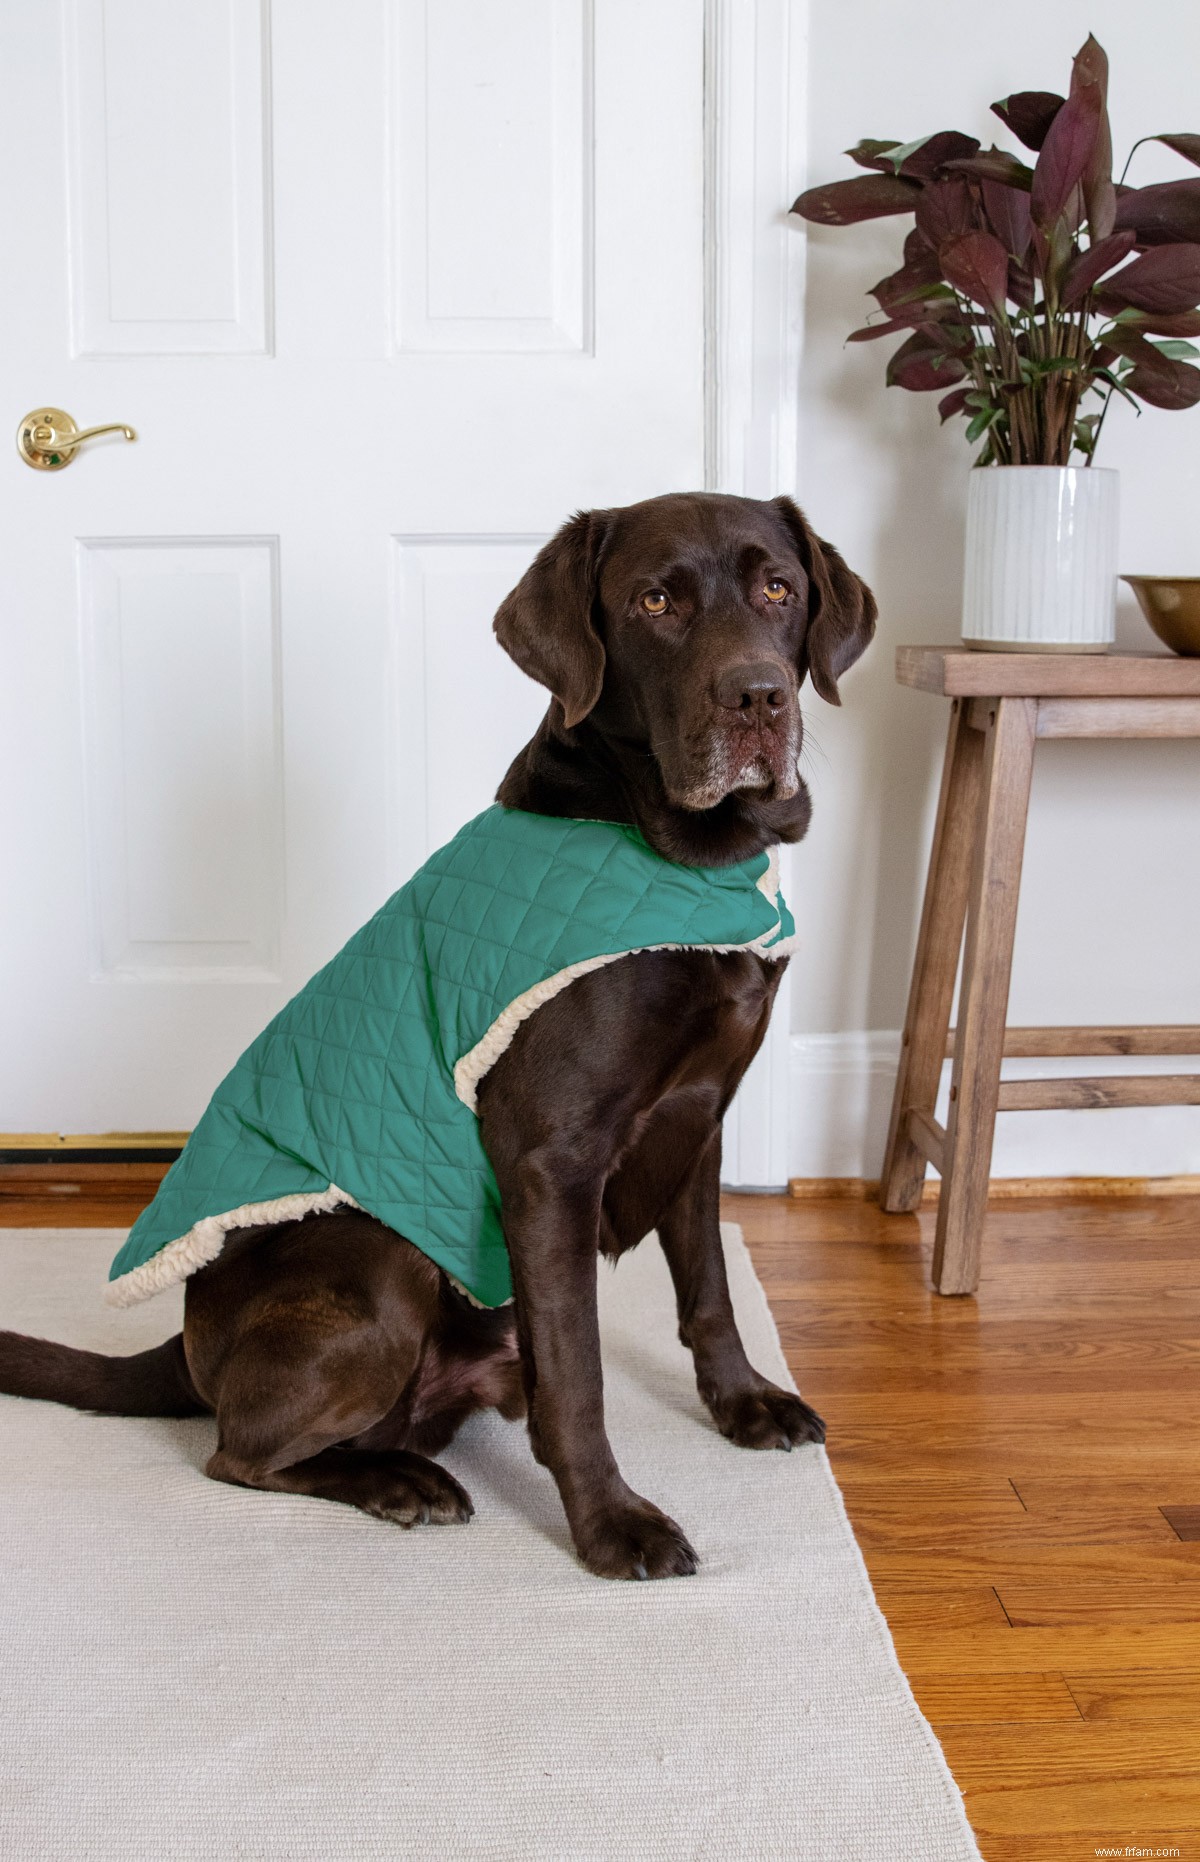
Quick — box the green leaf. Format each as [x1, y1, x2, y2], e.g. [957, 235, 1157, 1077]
[965, 405, 1000, 441]
[881, 134, 939, 173]
[1150, 338, 1200, 360]
[845, 138, 903, 171]
[1092, 367, 1142, 410]
[1017, 354, 1086, 380]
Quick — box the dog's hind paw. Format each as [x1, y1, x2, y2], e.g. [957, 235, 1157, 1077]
[365, 1458, 474, 1528]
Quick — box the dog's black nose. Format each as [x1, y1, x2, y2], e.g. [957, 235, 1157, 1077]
[715, 661, 787, 718]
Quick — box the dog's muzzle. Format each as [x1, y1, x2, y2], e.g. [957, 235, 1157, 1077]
[667, 661, 802, 811]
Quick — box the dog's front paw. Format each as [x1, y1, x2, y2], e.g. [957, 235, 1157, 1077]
[709, 1382, 825, 1451]
[575, 1496, 698, 1581]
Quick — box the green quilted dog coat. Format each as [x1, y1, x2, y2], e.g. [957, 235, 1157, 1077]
[108, 805, 796, 1310]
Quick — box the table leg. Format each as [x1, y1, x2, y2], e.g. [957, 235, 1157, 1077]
[880, 700, 985, 1213]
[932, 697, 1037, 1294]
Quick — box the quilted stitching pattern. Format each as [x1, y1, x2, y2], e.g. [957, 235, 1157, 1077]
[109, 807, 794, 1307]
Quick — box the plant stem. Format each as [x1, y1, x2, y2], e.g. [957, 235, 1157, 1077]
[1090, 381, 1116, 462]
[1118, 135, 1154, 186]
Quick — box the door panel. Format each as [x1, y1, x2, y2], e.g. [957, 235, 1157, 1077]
[390, 0, 591, 353]
[64, 0, 271, 355]
[78, 538, 283, 979]
[389, 536, 550, 865]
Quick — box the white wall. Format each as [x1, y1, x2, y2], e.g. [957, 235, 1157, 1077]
[788, 0, 1200, 1177]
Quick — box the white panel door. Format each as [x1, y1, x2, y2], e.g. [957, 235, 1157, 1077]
[0, 0, 707, 1131]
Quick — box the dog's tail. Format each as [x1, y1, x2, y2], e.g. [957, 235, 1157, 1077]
[0, 1330, 206, 1416]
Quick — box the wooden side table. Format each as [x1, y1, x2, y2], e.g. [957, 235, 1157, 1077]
[879, 646, 1200, 1295]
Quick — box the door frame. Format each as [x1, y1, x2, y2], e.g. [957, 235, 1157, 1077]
[705, 0, 806, 1186]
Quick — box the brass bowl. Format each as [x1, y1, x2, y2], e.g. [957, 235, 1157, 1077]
[1121, 575, 1200, 656]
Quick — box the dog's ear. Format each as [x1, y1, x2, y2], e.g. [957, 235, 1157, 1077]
[493, 511, 613, 729]
[771, 495, 877, 706]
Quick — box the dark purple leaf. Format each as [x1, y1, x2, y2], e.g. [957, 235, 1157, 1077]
[991, 91, 1064, 152]
[938, 321, 976, 355]
[847, 317, 915, 342]
[1008, 261, 1035, 309]
[938, 386, 972, 421]
[915, 178, 976, 248]
[791, 174, 921, 225]
[1095, 244, 1200, 314]
[944, 148, 1034, 190]
[1155, 133, 1200, 170]
[1125, 359, 1200, 409]
[1070, 35, 1115, 239]
[1031, 82, 1102, 229]
[1109, 307, 1200, 337]
[1085, 166, 1117, 241]
[1113, 180, 1200, 247]
[885, 328, 970, 392]
[981, 179, 1033, 259]
[938, 230, 1010, 313]
[845, 139, 903, 172]
[870, 245, 944, 315]
[894, 131, 980, 182]
[903, 227, 936, 266]
[1060, 229, 1137, 305]
[1098, 326, 1174, 366]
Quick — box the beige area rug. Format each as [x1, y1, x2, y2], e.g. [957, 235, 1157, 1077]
[0, 1225, 979, 1862]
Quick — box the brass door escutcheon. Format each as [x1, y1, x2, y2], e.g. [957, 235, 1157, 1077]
[17, 407, 137, 471]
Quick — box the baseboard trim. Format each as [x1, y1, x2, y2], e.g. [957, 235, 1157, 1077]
[788, 1032, 1200, 1179]
[0, 1161, 173, 1196]
[788, 1174, 1200, 1202]
[0, 1133, 187, 1167]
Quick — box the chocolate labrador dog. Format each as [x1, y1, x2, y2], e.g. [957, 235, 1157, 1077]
[0, 491, 874, 1580]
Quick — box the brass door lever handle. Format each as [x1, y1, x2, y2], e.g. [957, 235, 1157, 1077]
[17, 407, 137, 470]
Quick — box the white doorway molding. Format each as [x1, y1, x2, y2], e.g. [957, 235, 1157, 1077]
[705, 0, 807, 1186]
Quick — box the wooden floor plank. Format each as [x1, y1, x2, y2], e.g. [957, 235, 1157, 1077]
[0, 1197, 145, 1227]
[889, 1621, 1200, 1675]
[870, 1586, 1010, 1631]
[849, 1501, 1179, 1551]
[1163, 1505, 1200, 1541]
[909, 1669, 1082, 1725]
[940, 1721, 1200, 1833]
[998, 1583, 1200, 1627]
[962, 1778, 1200, 1837]
[1066, 1668, 1200, 1721]
[867, 1542, 1200, 1586]
[980, 1838, 1200, 1862]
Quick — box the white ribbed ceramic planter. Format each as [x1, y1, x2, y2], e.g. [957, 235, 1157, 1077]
[962, 465, 1118, 652]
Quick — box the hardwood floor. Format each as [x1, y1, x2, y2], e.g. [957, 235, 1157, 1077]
[727, 1188, 1200, 1862]
[3, 1168, 1198, 1857]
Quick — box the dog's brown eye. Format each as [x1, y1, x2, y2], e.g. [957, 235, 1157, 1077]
[764, 580, 789, 603]
[641, 590, 670, 615]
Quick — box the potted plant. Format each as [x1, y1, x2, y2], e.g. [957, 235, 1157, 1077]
[790, 35, 1200, 651]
